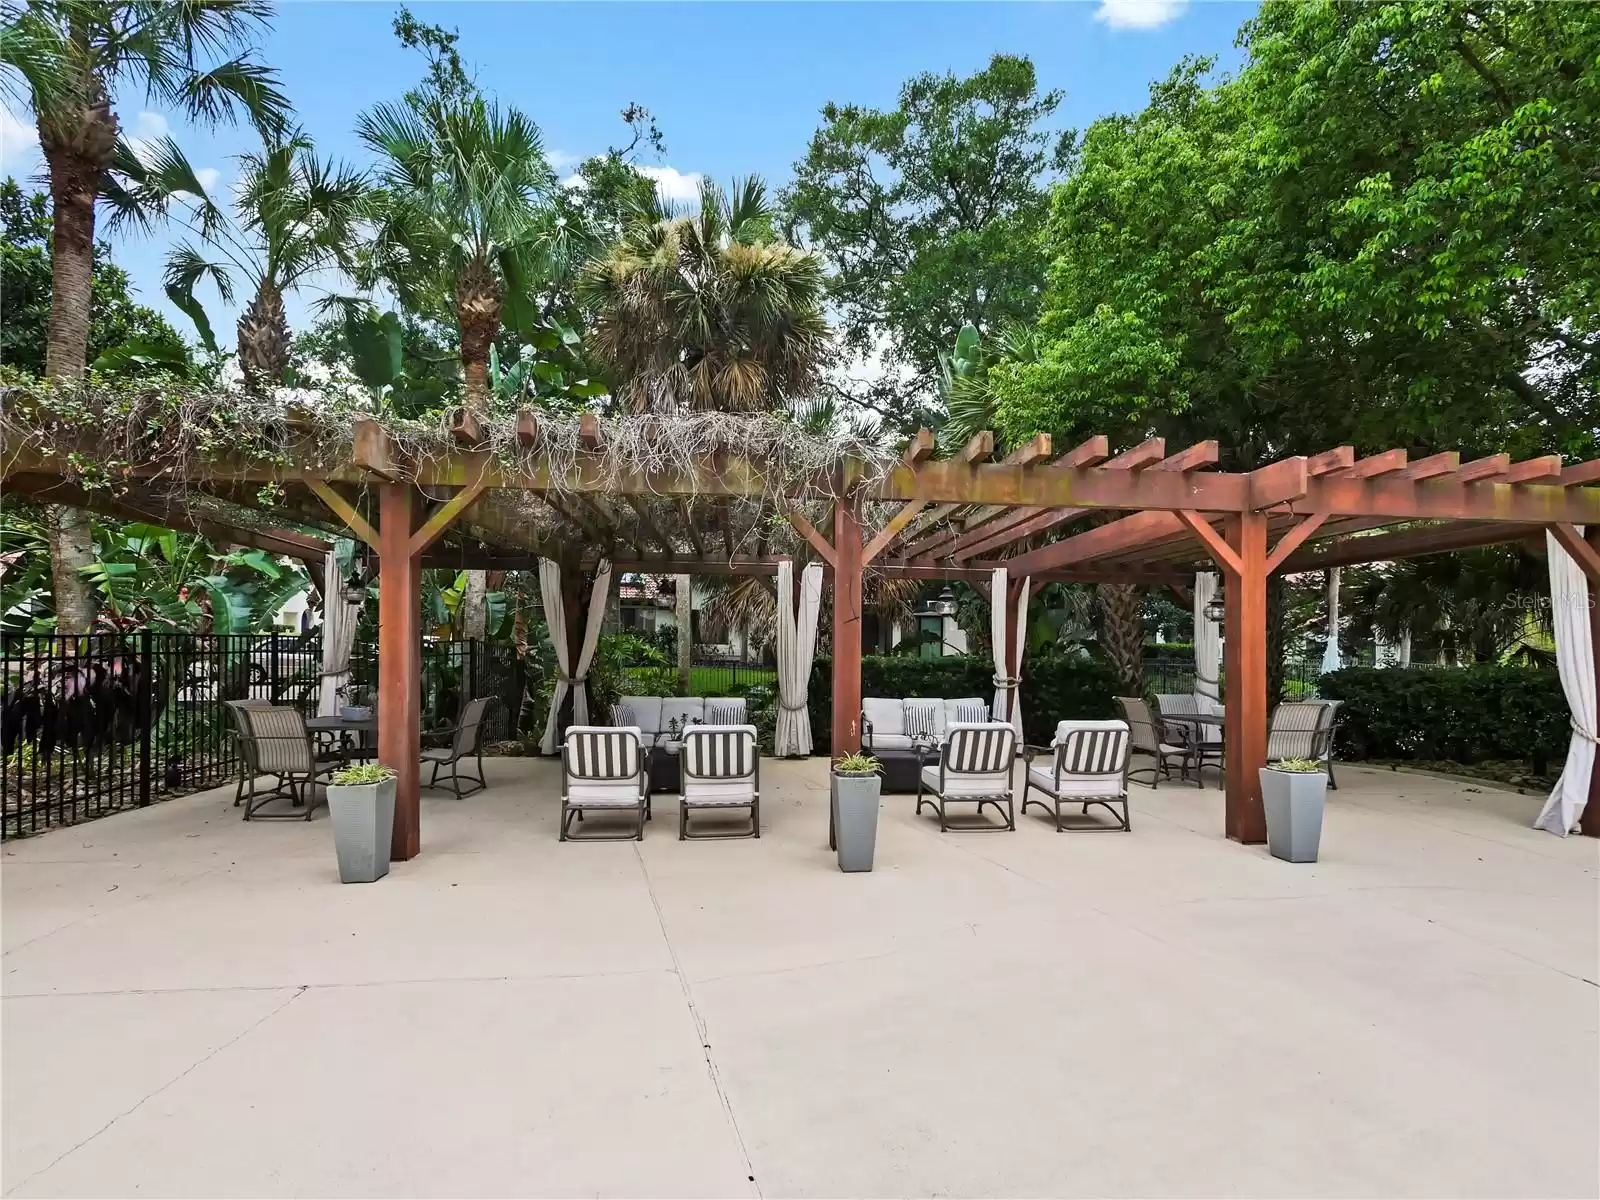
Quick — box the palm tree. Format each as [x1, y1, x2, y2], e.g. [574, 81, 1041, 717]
[357, 90, 560, 414]
[580, 176, 829, 413]
[1, 0, 288, 631]
[161, 130, 366, 387]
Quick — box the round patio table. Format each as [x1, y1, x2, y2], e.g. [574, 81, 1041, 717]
[306, 714, 378, 765]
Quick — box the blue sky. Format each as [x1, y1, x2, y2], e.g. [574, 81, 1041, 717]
[2, 0, 1257, 337]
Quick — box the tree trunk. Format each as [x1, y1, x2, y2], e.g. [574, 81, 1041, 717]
[237, 279, 291, 389]
[675, 575, 693, 695]
[462, 569, 488, 640]
[1097, 583, 1145, 696]
[40, 100, 117, 633]
[455, 257, 503, 418]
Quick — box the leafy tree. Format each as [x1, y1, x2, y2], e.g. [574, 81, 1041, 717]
[0, 0, 289, 632]
[159, 130, 366, 386]
[990, 3, 1599, 464]
[0, 178, 188, 374]
[580, 176, 828, 413]
[786, 54, 1068, 431]
[357, 11, 563, 415]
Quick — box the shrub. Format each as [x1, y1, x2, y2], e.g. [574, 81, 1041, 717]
[1320, 666, 1568, 770]
[807, 652, 1118, 752]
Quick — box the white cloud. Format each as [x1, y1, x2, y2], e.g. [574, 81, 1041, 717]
[194, 166, 221, 195]
[124, 109, 171, 157]
[1095, 0, 1187, 30]
[639, 164, 703, 205]
[547, 149, 581, 170]
[0, 103, 42, 175]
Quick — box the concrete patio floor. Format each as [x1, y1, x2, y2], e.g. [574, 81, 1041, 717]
[3, 757, 1597, 1198]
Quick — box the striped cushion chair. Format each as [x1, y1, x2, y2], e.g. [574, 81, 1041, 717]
[1022, 719, 1133, 832]
[560, 726, 649, 841]
[915, 721, 1018, 832]
[679, 724, 760, 840]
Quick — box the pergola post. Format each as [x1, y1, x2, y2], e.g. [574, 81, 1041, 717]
[377, 483, 423, 861]
[1222, 512, 1269, 843]
[831, 495, 864, 755]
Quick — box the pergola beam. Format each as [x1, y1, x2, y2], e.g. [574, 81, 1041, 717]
[305, 479, 378, 547]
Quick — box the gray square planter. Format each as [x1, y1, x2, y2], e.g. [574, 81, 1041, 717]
[832, 771, 881, 872]
[327, 777, 396, 883]
[1259, 767, 1326, 863]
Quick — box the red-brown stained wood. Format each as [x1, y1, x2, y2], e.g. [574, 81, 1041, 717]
[378, 484, 423, 860]
[900, 428, 936, 467]
[448, 407, 485, 445]
[1452, 454, 1510, 483]
[515, 410, 540, 445]
[1500, 456, 1562, 483]
[1306, 447, 1356, 476]
[831, 497, 864, 755]
[1399, 452, 1460, 480]
[1332, 449, 1408, 479]
[1222, 511, 1269, 844]
[579, 412, 603, 450]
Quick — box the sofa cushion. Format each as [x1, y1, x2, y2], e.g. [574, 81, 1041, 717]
[862, 697, 904, 738]
[617, 696, 663, 736]
[904, 699, 941, 740]
[705, 697, 747, 725]
[866, 732, 917, 752]
[659, 698, 705, 736]
[948, 698, 989, 726]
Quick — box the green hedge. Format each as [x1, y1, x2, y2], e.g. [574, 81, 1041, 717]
[807, 653, 1118, 752]
[1319, 666, 1568, 769]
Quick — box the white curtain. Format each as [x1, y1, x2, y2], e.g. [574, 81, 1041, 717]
[317, 545, 363, 716]
[1193, 572, 1222, 714]
[1321, 567, 1343, 673]
[538, 558, 614, 754]
[990, 567, 1028, 731]
[1398, 628, 1412, 667]
[1536, 529, 1595, 836]
[774, 559, 825, 756]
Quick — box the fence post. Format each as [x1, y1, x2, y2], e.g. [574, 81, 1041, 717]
[469, 639, 478, 706]
[269, 632, 281, 704]
[138, 629, 153, 807]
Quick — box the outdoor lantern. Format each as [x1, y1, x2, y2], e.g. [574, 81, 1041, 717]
[342, 561, 370, 606]
[1204, 592, 1226, 623]
[930, 586, 958, 618]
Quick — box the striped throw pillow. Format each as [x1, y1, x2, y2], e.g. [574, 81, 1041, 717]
[904, 700, 940, 740]
[706, 700, 744, 725]
[954, 700, 988, 725]
[612, 703, 636, 728]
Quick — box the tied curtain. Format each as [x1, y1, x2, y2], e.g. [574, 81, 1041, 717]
[317, 543, 363, 716]
[773, 559, 825, 756]
[989, 567, 1030, 736]
[538, 558, 614, 755]
[1193, 572, 1222, 715]
[1536, 529, 1595, 836]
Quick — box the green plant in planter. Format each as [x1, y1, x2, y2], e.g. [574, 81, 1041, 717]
[834, 753, 882, 776]
[330, 763, 397, 786]
[1268, 758, 1324, 773]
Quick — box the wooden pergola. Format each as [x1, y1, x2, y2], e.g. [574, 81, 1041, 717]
[6, 403, 1599, 855]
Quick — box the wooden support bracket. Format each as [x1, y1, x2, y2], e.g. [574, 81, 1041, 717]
[1175, 510, 1244, 576]
[1265, 512, 1331, 574]
[409, 466, 491, 556]
[863, 501, 930, 565]
[786, 506, 838, 569]
[306, 479, 379, 547]
[1550, 523, 1600, 586]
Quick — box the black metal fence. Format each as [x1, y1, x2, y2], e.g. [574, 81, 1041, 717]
[1144, 656, 1323, 699]
[619, 657, 777, 699]
[1, 631, 322, 840]
[0, 631, 537, 840]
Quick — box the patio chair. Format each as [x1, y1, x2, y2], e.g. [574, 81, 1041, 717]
[915, 721, 1018, 832]
[223, 698, 273, 807]
[560, 725, 649, 841]
[1022, 719, 1132, 831]
[1268, 701, 1340, 787]
[1116, 696, 1196, 788]
[235, 704, 330, 820]
[679, 724, 760, 840]
[1156, 692, 1224, 788]
[422, 696, 491, 798]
